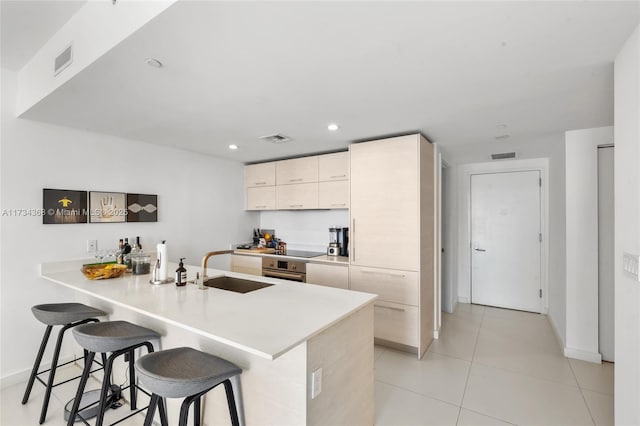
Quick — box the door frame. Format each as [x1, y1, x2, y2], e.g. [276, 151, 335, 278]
[457, 158, 549, 314]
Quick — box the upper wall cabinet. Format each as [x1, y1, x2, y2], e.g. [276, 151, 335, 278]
[276, 157, 319, 185]
[245, 163, 276, 187]
[318, 152, 349, 181]
[245, 151, 349, 211]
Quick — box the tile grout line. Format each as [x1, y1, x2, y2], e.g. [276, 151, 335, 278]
[567, 359, 598, 426]
[374, 379, 462, 410]
[455, 306, 485, 426]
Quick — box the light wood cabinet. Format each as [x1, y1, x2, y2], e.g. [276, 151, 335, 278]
[230, 255, 262, 276]
[276, 183, 318, 210]
[276, 157, 319, 185]
[245, 163, 276, 187]
[319, 152, 349, 181]
[349, 134, 435, 358]
[246, 186, 276, 210]
[318, 180, 349, 209]
[307, 263, 349, 289]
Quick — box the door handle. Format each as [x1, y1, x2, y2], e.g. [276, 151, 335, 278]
[474, 248, 486, 252]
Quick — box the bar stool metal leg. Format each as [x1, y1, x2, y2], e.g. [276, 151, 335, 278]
[22, 325, 53, 405]
[128, 348, 137, 410]
[143, 394, 159, 426]
[224, 379, 240, 426]
[66, 351, 95, 426]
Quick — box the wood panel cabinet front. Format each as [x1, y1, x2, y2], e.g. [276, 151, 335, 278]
[318, 180, 349, 209]
[350, 135, 420, 271]
[318, 152, 349, 181]
[276, 183, 319, 209]
[307, 263, 349, 289]
[374, 301, 419, 347]
[349, 266, 418, 305]
[276, 157, 319, 185]
[246, 186, 276, 210]
[230, 255, 262, 276]
[245, 162, 276, 187]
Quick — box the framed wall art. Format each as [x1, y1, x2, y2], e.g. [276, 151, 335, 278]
[89, 191, 127, 223]
[43, 189, 88, 224]
[126, 193, 158, 222]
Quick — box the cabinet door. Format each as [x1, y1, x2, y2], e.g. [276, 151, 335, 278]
[350, 265, 418, 305]
[318, 181, 349, 209]
[307, 263, 349, 289]
[245, 162, 276, 187]
[318, 152, 349, 181]
[276, 157, 319, 185]
[374, 301, 419, 347]
[246, 186, 276, 210]
[350, 135, 420, 271]
[230, 255, 262, 276]
[276, 183, 318, 210]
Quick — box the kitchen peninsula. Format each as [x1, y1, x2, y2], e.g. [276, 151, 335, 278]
[40, 259, 376, 425]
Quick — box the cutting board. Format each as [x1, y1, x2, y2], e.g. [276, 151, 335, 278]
[235, 248, 276, 254]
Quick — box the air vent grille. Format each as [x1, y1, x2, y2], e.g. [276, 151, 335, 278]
[491, 152, 517, 160]
[260, 134, 293, 144]
[54, 45, 73, 76]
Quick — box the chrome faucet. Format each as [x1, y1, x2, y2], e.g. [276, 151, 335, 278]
[201, 250, 234, 281]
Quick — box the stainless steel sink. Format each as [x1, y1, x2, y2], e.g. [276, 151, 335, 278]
[203, 276, 274, 294]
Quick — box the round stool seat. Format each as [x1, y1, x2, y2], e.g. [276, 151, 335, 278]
[72, 320, 160, 353]
[31, 303, 106, 326]
[135, 347, 242, 398]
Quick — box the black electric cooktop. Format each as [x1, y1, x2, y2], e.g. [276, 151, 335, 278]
[279, 250, 325, 258]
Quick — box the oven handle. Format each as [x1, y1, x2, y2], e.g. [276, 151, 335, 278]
[263, 271, 306, 282]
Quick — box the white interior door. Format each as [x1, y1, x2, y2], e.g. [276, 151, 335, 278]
[471, 171, 542, 312]
[598, 146, 615, 362]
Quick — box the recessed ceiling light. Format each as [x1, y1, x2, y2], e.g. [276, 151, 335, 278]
[228, 144, 238, 150]
[495, 134, 510, 140]
[145, 58, 163, 68]
[497, 124, 508, 129]
[327, 123, 340, 131]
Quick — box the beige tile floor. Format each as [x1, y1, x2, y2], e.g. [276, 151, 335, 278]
[375, 303, 614, 426]
[1, 303, 614, 425]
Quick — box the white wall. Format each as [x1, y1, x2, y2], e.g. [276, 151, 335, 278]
[614, 24, 640, 425]
[444, 133, 566, 343]
[259, 210, 349, 252]
[564, 126, 614, 363]
[0, 68, 257, 384]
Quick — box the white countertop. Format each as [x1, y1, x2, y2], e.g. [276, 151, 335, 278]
[233, 250, 349, 265]
[40, 260, 374, 360]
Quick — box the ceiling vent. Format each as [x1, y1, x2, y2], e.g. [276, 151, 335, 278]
[260, 134, 293, 144]
[491, 152, 517, 160]
[54, 44, 73, 76]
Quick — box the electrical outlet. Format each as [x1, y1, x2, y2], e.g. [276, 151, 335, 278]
[87, 239, 97, 253]
[311, 367, 322, 399]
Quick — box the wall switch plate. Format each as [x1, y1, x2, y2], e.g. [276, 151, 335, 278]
[311, 367, 322, 399]
[87, 239, 97, 253]
[623, 252, 640, 281]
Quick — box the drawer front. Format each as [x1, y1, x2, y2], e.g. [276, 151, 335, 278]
[246, 186, 276, 210]
[374, 301, 418, 347]
[307, 263, 349, 289]
[276, 183, 319, 209]
[318, 180, 349, 209]
[350, 266, 418, 305]
[245, 162, 276, 187]
[230, 255, 262, 276]
[276, 157, 319, 185]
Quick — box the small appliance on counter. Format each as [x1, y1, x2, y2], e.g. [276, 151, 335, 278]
[327, 227, 349, 257]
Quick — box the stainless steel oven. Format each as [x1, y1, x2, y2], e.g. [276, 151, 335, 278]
[262, 258, 306, 282]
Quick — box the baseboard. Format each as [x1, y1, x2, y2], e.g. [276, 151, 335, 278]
[433, 329, 439, 339]
[1, 354, 77, 390]
[547, 313, 565, 349]
[458, 296, 470, 304]
[564, 347, 602, 364]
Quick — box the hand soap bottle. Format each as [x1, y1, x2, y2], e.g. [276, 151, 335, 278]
[175, 258, 187, 287]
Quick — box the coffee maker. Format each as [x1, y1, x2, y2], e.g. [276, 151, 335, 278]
[327, 227, 349, 256]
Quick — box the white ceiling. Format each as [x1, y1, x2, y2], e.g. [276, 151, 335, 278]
[0, 0, 86, 71]
[8, 1, 640, 163]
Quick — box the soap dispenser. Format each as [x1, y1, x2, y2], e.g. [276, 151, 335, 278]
[175, 258, 187, 287]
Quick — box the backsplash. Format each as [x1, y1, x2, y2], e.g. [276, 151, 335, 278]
[259, 210, 349, 252]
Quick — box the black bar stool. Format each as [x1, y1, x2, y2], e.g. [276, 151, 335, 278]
[135, 347, 243, 426]
[66, 320, 160, 426]
[23, 303, 107, 424]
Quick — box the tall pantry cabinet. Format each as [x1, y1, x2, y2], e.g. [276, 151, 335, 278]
[349, 134, 435, 358]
